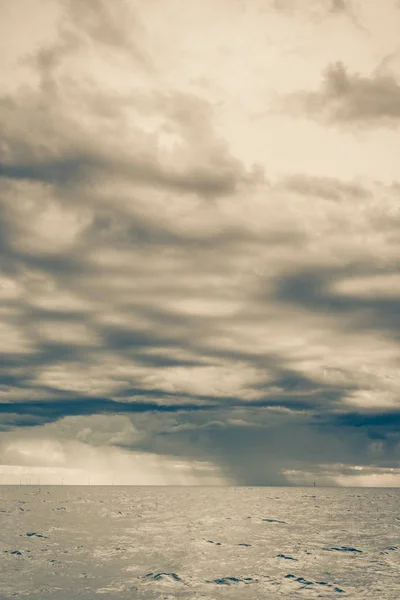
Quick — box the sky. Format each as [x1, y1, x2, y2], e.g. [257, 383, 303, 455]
[0, 0, 400, 487]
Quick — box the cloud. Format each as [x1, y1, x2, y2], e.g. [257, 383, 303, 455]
[283, 61, 400, 126]
[64, 0, 147, 59]
[0, 0, 399, 486]
[0, 93, 247, 199]
[285, 464, 400, 487]
[271, 263, 400, 341]
[330, 0, 346, 12]
[0, 415, 227, 485]
[279, 174, 370, 202]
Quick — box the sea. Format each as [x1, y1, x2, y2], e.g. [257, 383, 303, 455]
[0, 486, 399, 599]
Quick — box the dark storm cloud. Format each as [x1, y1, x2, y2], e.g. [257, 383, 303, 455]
[204, 421, 379, 484]
[116, 412, 294, 486]
[312, 410, 400, 470]
[325, 410, 400, 435]
[0, 373, 343, 428]
[284, 61, 400, 125]
[126, 404, 400, 485]
[0, 398, 214, 424]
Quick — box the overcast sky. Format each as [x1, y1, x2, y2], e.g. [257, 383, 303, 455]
[1, 0, 400, 486]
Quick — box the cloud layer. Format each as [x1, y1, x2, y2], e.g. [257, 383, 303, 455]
[1, 0, 399, 486]
[284, 61, 400, 125]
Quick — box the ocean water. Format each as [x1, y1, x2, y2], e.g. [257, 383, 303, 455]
[0, 486, 399, 599]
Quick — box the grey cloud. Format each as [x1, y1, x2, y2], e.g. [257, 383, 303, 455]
[1, 0, 399, 485]
[270, 263, 400, 341]
[1, 8, 251, 202]
[127, 407, 399, 485]
[279, 174, 370, 202]
[65, 0, 148, 63]
[0, 370, 343, 428]
[330, 0, 346, 12]
[0, 92, 250, 200]
[273, 0, 353, 20]
[0, 154, 240, 197]
[329, 0, 368, 33]
[25, 0, 149, 96]
[284, 61, 400, 125]
[324, 410, 400, 435]
[1, 175, 398, 485]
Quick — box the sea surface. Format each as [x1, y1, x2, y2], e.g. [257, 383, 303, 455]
[0, 486, 399, 599]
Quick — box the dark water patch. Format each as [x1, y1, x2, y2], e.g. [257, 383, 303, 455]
[285, 574, 344, 592]
[143, 572, 183, 582]
[238, 543, 251, 547]
[206, 540, 221, 545]
[325, 545, 362, 553]
[263, 518, 287, 524]
[10, 551, 22, 556]
[317, 582, 344, 591]
[277, 553, 296, 560]
[208, 576, 257, 585]
[26, 532, 48, 538]
[285, 574, 313, 586]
